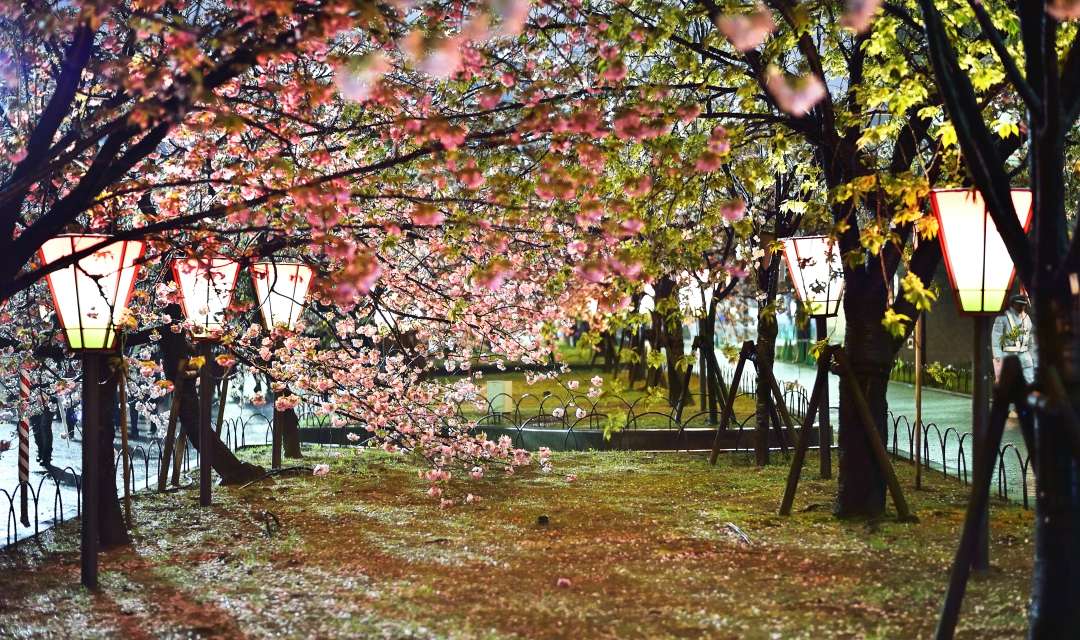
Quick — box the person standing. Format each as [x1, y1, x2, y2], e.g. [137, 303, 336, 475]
[30, 405, 54, 468]
[992, 294, 1037, 383]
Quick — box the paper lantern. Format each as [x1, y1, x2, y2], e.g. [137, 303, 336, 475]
[170, 257, 240, 339]
[929, 188, 1033, 315]
[38, 235, 145, 351]
[251, 261, 313, 330]
[781, 235, 845, 318]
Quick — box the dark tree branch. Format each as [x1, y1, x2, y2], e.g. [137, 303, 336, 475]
[917, 0, 1034, 285]
[965, 0, 1040, 112]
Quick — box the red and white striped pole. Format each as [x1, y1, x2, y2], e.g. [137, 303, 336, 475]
[18, 367, 31, 527]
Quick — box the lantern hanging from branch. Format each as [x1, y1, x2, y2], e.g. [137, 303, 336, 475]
[170, 257, 240, 339]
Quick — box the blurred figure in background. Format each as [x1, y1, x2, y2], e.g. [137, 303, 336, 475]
[992, 294, 1036, 383]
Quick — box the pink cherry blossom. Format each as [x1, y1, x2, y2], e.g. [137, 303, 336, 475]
[720, 199, 747, 222]
[841, 0, 883, 32]
[411, 204, 446, 226]
[1047, 0, 1080, 19]
[765, 68, 828, 116]
[715, 5, 776, 52]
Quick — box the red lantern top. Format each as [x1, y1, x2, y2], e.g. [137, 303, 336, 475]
[38, 234, 145, 351]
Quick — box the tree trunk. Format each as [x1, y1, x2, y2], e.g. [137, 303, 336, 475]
[281, 407, 303, 458]
[160, 324, 264, 485]
[651, 275, 683, 405]
[835, 285, 892, 518]
[1028, 151, 1080, 635]
[662, 328, 685, 406]
[755, 313, 778, 466]
[1027, 303, 1080, 634]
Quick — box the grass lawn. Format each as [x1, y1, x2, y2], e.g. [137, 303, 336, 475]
[0, 448, 1032, 639]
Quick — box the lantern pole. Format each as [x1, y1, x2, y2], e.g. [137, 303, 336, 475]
[80, 351, 102, 589]
[930, 187, 1033, 574]
[914, 312, 924, 490]
[38, 234, 145, 591]
[198, 340, 214, 507]
[781, 236, 843, 480]
[272, 372, 283, 469]
[815, 315, 831, 479]
[971, 314, 993, 572]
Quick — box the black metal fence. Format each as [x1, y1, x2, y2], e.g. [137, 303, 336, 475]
[2, 411, 274, 548]
[885, 412, 1033, 508]
[889, 361, 973, 395]
[3, 383, 1034, 549]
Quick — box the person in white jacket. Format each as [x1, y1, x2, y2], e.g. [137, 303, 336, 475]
[992, 294, 1037, 383]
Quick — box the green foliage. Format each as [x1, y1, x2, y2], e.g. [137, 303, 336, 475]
[900, 272, 938, 312]
[881, 308, 912, 339]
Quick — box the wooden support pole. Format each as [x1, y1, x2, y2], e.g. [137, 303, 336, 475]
[674, 336, 699, 423]
[170, 431, 187, 487]
[157, 359, 187, 492]
[779, 349, 830, 515]
[766, 368, 799, 447]
[118, 375, 131, 527]
[215, 373, 230, 436]
[834, 349, 914, 521]
[934, 357, 1021, 639]
[708, 341, 753, 465]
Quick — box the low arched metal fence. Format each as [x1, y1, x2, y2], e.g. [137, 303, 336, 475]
[885, 411, 1032, 508]
[5, 384, 1035, 549]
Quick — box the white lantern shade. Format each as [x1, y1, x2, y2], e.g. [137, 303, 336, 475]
[38, 234, 145, 351]
[251, 261, 313, 330]
[170, 257, 240, 339]
[781, 235, 845, 317]
[929, 188, 1033, 315]
[639, 283, 655, 314]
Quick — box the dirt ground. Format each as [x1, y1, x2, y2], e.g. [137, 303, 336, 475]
[0, 448, 1033, 639]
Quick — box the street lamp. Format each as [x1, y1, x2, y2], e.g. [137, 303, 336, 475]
[170, 257, 240, 507]
[781, 235, 845, 479]
[251, 260, 313, 468]
[38, 234, 145, 589]
[781, 236, 844, 318]
[251, 261, 313, 330]
[929, 187, 1033, 573]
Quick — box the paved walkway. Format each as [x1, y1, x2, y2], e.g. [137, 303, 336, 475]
[762, 359, 1033, 505]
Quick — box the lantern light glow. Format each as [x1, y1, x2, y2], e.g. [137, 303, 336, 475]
[781, 236, 845, 318]
[929, 188, 1033, 315]
[170, 257, 240, 339]
[38, 234, 145, 351]
[251, 261, 313, 330]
